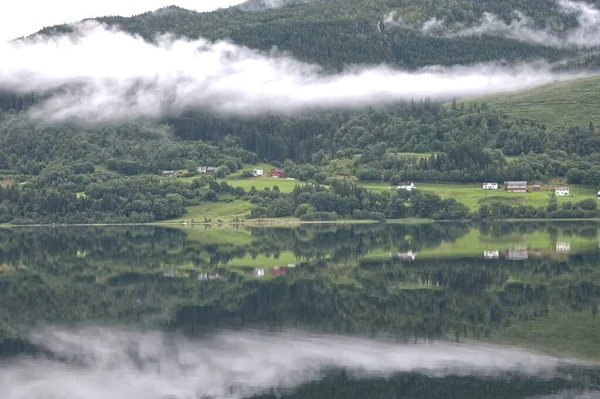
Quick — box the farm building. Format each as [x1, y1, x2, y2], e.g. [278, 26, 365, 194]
[397, 182, 416, 191]
[555, 187, 570, 196]
[532, 185, 541, 191]
[482, 182, 498, 190]
[556, 242, 571, 253]
[268, 169, 287, 178]
[505, 248, 528, 260]
[252, 168, 264, 176]
[483, 250, 499, 259]
[504, 181, 527, 192]
[197, 166, 221, 174]
[161, 170, 175, 177]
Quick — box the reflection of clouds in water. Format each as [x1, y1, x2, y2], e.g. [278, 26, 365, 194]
[0, 326, 592, 399]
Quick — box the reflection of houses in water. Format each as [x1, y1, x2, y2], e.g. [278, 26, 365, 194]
[198, 272, 222, 281]
[556, 242, 571, 253]
[505, 248, 528, 260]
[390, 250, 418, 261]
[243, 265, 292, 278]
[483, 250, 499, 259]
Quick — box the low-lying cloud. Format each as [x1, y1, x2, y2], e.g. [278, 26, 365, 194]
[0, 326, 591, 399]
[425, 0, 600, 48]
[0, 21, 585, 123]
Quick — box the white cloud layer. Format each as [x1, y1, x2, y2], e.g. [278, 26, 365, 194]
[426, 0, 600, 48]
[0, 326, 590, 399]
[0, 21, 584, 123]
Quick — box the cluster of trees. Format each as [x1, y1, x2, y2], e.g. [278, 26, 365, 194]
[249, 180, 470, 220]
[478, 194, 600, 220]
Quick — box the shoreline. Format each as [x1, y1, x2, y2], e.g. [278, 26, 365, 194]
[3, 216, 600, 228]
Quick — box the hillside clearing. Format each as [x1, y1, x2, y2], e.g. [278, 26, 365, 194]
[360, 182, 598, 210]
[458, 74, 600, 131]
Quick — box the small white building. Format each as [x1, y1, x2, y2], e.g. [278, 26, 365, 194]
[556, 242, 571, 253]
[555, 187, 570, 196]
[482, 182, 498, 190]
[484, 250, 499, 259]
[252, 168, 264, 176]
[597, 191, 600, 200]
[161, 170, 175, 177]
[397, 182, 416, 191]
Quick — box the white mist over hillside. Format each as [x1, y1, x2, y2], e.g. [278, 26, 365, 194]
[421, 0, 600, 48]
[0, 326, 588, 399]
[0, 21, 583, 123]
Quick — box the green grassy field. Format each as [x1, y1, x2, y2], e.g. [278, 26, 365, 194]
[168, 200, 254, 223]
[360, 182, 598, 210]
[221, 176, 304, 193]
[363, 226, 599, 260]
[490, 307, 600, 361]
[459, 74, 600, 131]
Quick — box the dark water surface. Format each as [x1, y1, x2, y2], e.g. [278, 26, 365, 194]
[0, 221, 599, 398]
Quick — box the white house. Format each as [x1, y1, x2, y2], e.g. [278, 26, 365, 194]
[555, 187, 570, 196]
[161, 170, 175, 177]
[252, 168, 264, 176]
[482, 182, 498, 190]
[556, 242, 571, 253]
[397, 182, 416, 191]
[483, 250, 499, 259]
[597, 191, 600, 200]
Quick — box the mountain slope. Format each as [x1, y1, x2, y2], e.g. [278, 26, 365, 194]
[461, 74, 600, 130]
[31, 0, 593, 70]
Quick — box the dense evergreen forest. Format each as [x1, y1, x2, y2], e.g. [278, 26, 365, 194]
[33, 0, 596, 70]
[2, 0, 600, 223]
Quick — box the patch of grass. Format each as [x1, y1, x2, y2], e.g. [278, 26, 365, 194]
[458, 74, 600, 131]
[222, 176, 304, 193]
[0, 178, 15, 187]
[360, 182, 599, 210]
[166, 200, 254, 223]
[490, 307, 600, 361]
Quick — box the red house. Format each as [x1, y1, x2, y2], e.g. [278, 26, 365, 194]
[268, 169, 286, 178]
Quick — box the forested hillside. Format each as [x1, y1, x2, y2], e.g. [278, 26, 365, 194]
[2, 0, 600, 223]
[33, 0, 598, 70]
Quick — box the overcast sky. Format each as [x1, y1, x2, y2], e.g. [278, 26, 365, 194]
[0, 0, 247, 42]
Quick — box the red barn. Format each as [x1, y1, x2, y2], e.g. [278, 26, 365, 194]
[503, 181, 528, 192]
[268, 169, 286, 178]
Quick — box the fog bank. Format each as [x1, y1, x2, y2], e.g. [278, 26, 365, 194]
[0, 326, 591, 399]
[425, 0, 600, 48]
[0, 21, 581, 124]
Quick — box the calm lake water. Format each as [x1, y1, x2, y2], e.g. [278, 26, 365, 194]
[0, 221, 599, 398]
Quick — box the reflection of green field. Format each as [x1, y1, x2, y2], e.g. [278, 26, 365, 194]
[224, 251, 299, 268]
[359, 182, 598, 210]
[175, 225, 254, 245]
[363, 227, 598, 260]
[490, 307, 600, 361]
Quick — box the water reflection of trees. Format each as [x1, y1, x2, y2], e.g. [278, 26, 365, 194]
[0, 223, 598, 361]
